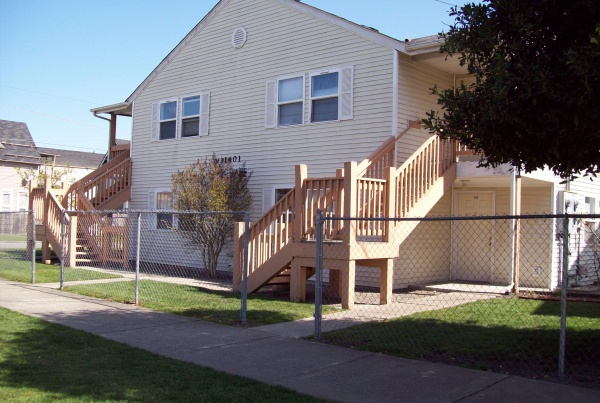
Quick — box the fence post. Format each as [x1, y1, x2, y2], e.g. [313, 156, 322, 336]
[558, 213, 569, 377]
[60, 210, 66, 289]
[135, 212, 141, 305]
[31, 210, 35, 284]
[314, 209, 323, 340]
[240, 211, 250, 326]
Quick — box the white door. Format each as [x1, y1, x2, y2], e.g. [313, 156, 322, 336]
[452, 191, 495, 282]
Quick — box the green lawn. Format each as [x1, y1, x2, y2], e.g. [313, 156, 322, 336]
[0, 260, 122, 284]
[318, 298, 600, 385]
[0, 308, 324, 402]
[65, 280, 330, 327]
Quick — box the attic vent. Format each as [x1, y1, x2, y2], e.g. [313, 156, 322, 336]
[232, 27, 247, 49]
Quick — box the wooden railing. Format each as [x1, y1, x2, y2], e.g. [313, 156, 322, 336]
[304, 178, 344, 241]
[31, 188, 44, 224]
[356, 178, 387, 237]
[357, 136, 396, 179]
[247, 189, 295, 278]
[110, 143, 130, 160]
[395, 135, 456, 217]
[45, 192, 68, 253]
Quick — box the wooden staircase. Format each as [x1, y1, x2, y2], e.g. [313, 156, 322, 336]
[234, 123, 458, 308]
[32, 147, 132, 267]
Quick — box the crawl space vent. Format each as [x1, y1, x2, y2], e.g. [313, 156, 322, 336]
[232, 27, 247, 49]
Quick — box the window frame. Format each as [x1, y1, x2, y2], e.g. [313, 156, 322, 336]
[158, 97, 178, 140]
[1, 189, 12, 212]
[276, 75, 305, 127]
[17, 190, 28, 212]
[149, 188, 177, 230]
[152, 92, 210, 141]
[309, 69, 340, 123]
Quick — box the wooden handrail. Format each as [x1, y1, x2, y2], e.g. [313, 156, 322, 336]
[394, 135, 456, 217]
[357, 119, 423, 179]
[247, 189, 295, 277]
[356, 178, 387, 237]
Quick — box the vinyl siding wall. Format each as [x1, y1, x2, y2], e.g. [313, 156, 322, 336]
[129, 0, 397, 268]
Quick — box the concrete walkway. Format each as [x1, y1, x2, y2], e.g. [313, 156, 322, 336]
[1, 279, 598, 403]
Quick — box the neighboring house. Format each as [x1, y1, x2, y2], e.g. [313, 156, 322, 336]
[84, 0, 598, 303]
[0, 119, 41, 213]
[37, 147, 105, 186]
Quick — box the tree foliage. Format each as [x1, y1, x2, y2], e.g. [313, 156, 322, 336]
[16, 157, 74, 188]
[424, 0, 600, 179]
[171, 156, 252, 276]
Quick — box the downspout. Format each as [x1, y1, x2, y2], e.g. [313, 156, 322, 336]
[392, 50, 399, 167]
[506, 169, 516, 294]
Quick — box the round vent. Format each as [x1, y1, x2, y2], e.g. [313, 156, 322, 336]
[231, 27, 247, 49]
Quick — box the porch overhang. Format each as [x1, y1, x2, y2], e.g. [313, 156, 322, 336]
[90, 102, 132, 117]
[404, 35, 469, 76]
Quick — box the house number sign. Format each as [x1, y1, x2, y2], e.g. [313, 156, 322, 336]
[213, 155, 242, 164]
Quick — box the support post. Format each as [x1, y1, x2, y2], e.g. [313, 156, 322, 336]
[135, 212, 141, 305]
[384, 166, 396, 242]
[513, 174, 522, 293]
[314, 209, 323, 339]
[233, 221, 244, 292]
[290, 260, 307, 302]
[67, 215, 78, 267]
[294, 165, 307, 242]
[30, 210, 35, 284]
[240, 211, 250, 326]
[42, 175, 52, 264]
[108, 114, 117, 161]
[60, 210, 66, 289]
[341, 260, 355, 309]
[380, 259, 394, 305]
[558, 214, 569, 377]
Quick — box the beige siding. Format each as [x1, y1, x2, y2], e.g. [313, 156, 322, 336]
[395, 53, 454, 165]
[130, 0, 396, 225]
[0, 162, 34, 211]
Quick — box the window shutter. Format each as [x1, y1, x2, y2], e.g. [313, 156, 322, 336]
[176, 98, 182, 138]
[148, 191, 157, 229]
[265, 80, 277, 128]
[200, 92, 210, 136]
[339, 66, 354, 120]
[151, 103, 160, 140]
[262, 188, 275, 213]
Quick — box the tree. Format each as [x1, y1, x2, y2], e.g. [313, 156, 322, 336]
[171, 156, 252, 277]
[424, 0, 600, 179]
[16, 157, 74, 188]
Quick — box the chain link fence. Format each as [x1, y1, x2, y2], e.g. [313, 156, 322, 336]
[55, 210, 250, 325]
[314, 213, 600, 387]
[0, 211, 35, 283]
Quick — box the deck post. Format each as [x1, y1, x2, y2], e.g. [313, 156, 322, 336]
[384, 166, 396, 242]
[290, 260, 307, 302]
[42, 175, 52, 264]
[294, 165, 307, 242]
[341, 162, 357, 309]
[380, 259, 394, 305]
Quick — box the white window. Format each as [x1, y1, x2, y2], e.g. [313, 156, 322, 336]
[148, 189, 176, 230]
[310, 66, 353, 123]
[1, 190, 12, 212]
[277, 76, 304, 126]
[152, 93, 210, 140]
[265, 65, 353, 128]
[17, 190, 28, 212]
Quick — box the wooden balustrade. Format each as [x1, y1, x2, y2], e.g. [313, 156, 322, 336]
[247, 189, 295, 277]
[395, 135, 456, 217]
[304, 177, 344, 241]
[31, 188, 44, 224]
[356, 178, 387, 237]
[45, 193, 68, 251]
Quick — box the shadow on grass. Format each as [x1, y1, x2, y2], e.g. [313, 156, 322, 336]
[0, 308, 320, 402]
[64, 280, 318, 327]
[319, 299, 600, 388]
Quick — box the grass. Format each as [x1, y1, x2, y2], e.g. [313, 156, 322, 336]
[0, 307, 324, 402]
[0, 234, 27, 242]
[64, 280, 331, 327]
[0, 259, 122, 284]
[318, 297, 600, 385]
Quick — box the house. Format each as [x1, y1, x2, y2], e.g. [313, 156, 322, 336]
[37, 147, 105, 187]
[0, 119, 41, 212]
[34, 0, 599, 306]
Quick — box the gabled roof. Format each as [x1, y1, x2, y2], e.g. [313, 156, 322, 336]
[0, 119, 41, 165]
[38, 147, 104, 169]
[124, 0, 410, 104]
[94, 0, 465, 112]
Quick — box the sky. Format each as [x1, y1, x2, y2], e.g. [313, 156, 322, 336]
[0, 0, 471, 155]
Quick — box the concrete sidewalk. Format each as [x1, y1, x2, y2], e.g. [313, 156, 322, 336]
[1, 279, 598, 403]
